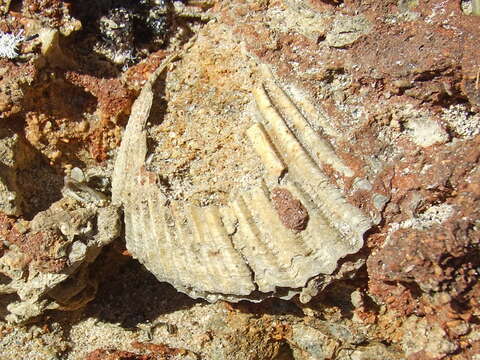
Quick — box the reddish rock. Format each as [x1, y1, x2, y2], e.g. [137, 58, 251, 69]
[22, 0, 73, 29]
[123, 51, 170, 91]
[65, 72, 134, 122]
[0, 60, 37, 118]
[84, 349, 152, 360]
[83, 342, 194, 360]
[367, 137, 480, 320]
[271, 188, 309, 231]
[0, 212, 68, 273]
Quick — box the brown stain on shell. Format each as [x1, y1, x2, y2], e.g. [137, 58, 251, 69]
[271, 188, 309, 231]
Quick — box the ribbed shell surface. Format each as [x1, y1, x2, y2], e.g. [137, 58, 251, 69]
[112, 63, 372, 302]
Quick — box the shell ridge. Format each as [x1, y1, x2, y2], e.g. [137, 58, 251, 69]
[248, 187, 310, 269]
[184, 205, 226, 293]
[202, 206, 255, 294]
[112, 53, 178, 204]
[173, 206, 214, 291]
[231, 196, 281, 293]
[245, 122, 286, 181]
[282, 182, 345, 274]
[161, 205, 190, 287]
[254, 86, 370, 246]
[125, 203, 147, 261]
[187, 205, 240, 293]
[140, 199, 177, 279]
[259, 66, 353, 177]
[146, 194, 170, 277]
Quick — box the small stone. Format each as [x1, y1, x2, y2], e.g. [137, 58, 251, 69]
[404, 118, 449, 147]
[271, 188, 309, 231]
[325, 15, 372, 48]
[351, 289, 364, 308]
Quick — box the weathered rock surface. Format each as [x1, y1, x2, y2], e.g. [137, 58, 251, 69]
[0, 193, 120, 322]
[0, 129, 35, 215]
[0, 0, 479, 359]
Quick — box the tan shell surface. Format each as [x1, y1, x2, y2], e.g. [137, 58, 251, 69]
[112, 56, 373, 302]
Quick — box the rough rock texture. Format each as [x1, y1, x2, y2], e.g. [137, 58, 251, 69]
[0, 129, 35, 215]
[0, 199, 121, 323]
[0, 0, 479, 359]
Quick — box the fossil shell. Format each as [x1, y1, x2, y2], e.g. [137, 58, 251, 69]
[112, 63, 373, 302]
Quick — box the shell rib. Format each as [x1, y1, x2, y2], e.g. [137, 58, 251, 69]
[112, 63, 372, 302]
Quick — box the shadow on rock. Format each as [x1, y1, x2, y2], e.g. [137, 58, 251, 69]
[85, 251, 201, 329]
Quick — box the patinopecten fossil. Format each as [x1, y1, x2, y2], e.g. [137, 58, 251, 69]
[112, 60, 375, 303]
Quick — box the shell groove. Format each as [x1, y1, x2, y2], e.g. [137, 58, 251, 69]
[112, 63, 372, 302]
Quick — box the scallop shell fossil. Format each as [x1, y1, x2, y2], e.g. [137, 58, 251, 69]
[112, 61, 373, 303]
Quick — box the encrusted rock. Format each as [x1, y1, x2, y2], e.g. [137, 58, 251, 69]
[401, 316, 459, 359]
[325, 15, 372, 48]
[0, 196, 120, 323]
[0, 129, 37, 216]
